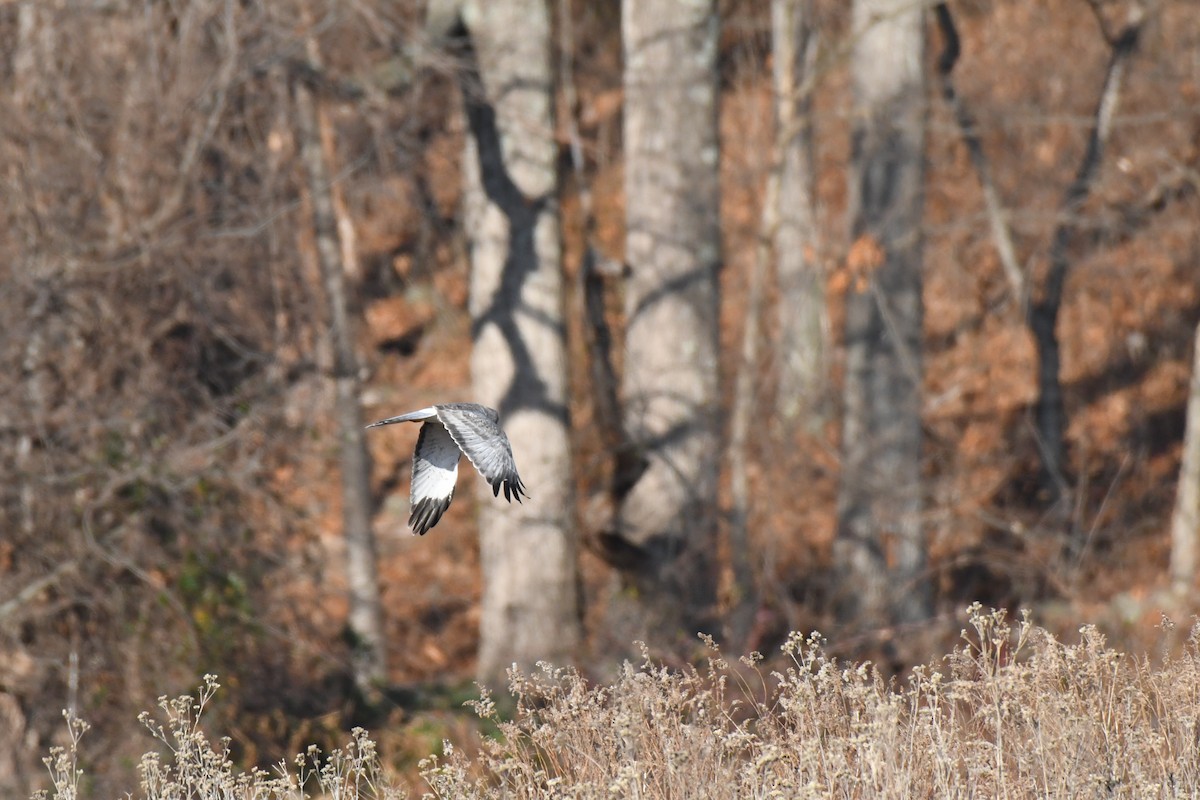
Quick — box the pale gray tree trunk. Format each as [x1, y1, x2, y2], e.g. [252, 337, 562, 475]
[452, 0, 580, 687]
[1170, 322, 1200, 598]
[293, 66, 386, 700]
[13, 3, 43, 108]
[834, 0, 930, 627]
[772, 0, 827, 426]
[612, 0, 721, 645]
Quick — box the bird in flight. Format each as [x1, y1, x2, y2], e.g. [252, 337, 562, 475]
[365, 403, 528, 535]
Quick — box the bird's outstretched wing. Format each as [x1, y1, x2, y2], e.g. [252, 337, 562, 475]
[435, 404, 528, 503]
[365, 406, 438, 428]
[365, 402, 526, 534]
[408, 421, 462, 535]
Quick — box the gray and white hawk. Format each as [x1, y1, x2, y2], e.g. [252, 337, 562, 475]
[365, 403, 528, 535]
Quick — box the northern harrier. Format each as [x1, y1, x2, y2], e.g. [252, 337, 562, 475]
[365, 403, 528, 535]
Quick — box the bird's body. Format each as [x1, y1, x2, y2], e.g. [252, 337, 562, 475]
[365, 403, 528, 535]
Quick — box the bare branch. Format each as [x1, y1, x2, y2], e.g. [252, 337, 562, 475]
[1030, 3, 1144, 501]
[934, 3, 1025, 304]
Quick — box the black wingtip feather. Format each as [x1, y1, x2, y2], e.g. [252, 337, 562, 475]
[409, 496, 451, 536]
[495, 478, 528, 504]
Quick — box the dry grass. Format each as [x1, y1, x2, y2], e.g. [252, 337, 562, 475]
[35, 607, 1200, 799]
[35, 675, 404, 800]
[429, 605, 1200, 799]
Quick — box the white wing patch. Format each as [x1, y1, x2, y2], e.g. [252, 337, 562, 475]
[408, 421, 462, 535]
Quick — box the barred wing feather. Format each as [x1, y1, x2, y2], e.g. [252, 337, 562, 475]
[435, 405, 528, 503]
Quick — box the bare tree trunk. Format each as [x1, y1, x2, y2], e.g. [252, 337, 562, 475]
[13, 6, 53, 551]
[293, 66, 386, 700]
[728, 172, 776, 648]
[772, 0, 827, 427]
[314, 102, 361, 284]
[558, 0, 645, 517]
[611, 0, 721, 646]
[453, 0, 580, 687]
[835, 0, 929, 628]
[13, 2, 42, 109]
[1170, 322, 1200, 598]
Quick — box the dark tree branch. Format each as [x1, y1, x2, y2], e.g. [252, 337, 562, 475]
[1029, 5, 1144, 503]
[935, 1, 1149, 507]
[934, 3, 1024, 303]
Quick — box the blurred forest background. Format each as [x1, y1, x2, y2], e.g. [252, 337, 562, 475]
[2, 0, 1199, 794]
